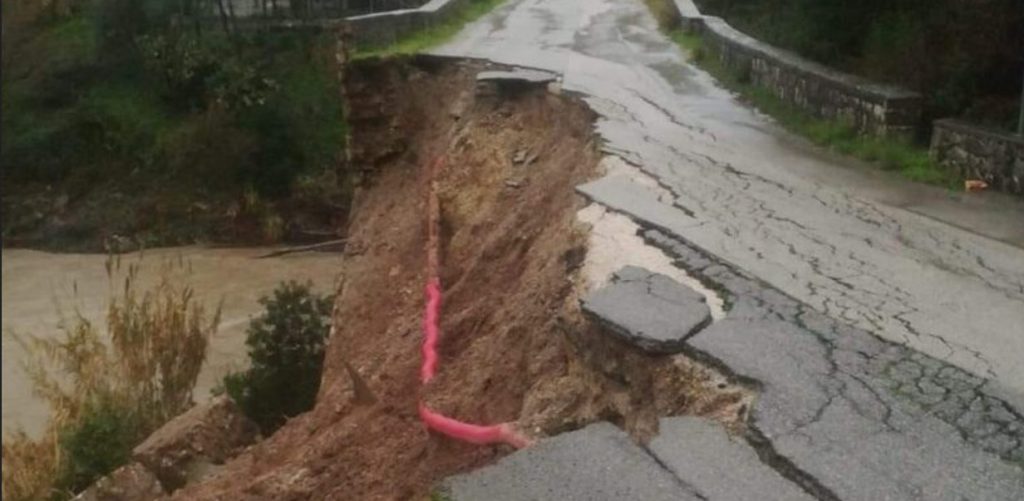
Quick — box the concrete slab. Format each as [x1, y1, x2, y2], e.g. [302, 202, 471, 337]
[476, 69, 558, 84]
[648, 417, 815, 501]
[581, 265, 711, 353]
[576, 175, 701, 238]
[445, 422, 700, 501]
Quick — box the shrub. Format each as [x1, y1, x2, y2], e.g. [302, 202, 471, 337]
[223, 281, 334, 433]
[52, 398, 144, 496]
[1, 256, 220, 501]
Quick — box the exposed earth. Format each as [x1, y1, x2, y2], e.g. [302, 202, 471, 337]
[28, 0, 1024, 499]
[173, 57, 749, 500]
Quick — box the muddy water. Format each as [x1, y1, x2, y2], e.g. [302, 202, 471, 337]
[2, 246, 342, 438]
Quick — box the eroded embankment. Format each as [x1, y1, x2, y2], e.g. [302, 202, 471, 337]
[175, 56, 747, 500]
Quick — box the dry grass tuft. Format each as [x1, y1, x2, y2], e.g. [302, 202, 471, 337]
[2, 255, 221, 501]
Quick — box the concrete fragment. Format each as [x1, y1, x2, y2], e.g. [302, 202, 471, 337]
[131, 396, 259, 491]
[581, 265, 711, 353]
[445, 422, 700, 501]
[576, 175, 701, 238]
[648, 417, 814, 501]
[71, 463, 165, 501]
[476, 68, 558, 84]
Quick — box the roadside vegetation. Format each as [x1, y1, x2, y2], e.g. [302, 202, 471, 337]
[1, 257, 220, 501]
[642, 0, 957, 187]
[1, 0, 349, 252]
[0, 262, 334, 499]
[672, 30, 957, 187]
[693, 0, 1024, 131]
[353, 0, 507, 58]
[219, 281, 334, 433]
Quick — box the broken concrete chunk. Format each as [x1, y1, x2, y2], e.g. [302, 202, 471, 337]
[581, 266, 711, 354]
[648, 417, 815, 501]
[445, 422, 699, 500]
[131, 396, 259, 492]
[476, 68, 558, 84]
[71, 462, 165, 501]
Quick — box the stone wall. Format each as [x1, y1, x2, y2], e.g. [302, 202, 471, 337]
[931, 119, 1024, 196]
[673, 1, 922, 139]
[344, 0, 475, 48]
[226, 0, 427, 19]
[253, 0, 469, 50]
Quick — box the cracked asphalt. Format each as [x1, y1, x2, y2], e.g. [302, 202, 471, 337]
[432, 0, 1024, 498]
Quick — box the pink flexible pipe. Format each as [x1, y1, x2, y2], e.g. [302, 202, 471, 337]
[418, 403, 533, 449]
[420, 280, 442, 384]
[417, 156, 532, 449]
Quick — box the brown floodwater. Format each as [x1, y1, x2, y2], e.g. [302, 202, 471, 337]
[1, 246, 343, 438]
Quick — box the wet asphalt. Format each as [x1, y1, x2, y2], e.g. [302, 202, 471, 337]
[432, 0, 1024, 498]
[432, 0, 1024, 403]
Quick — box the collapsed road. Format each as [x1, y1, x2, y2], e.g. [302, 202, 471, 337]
[430, 0, 1024, 499]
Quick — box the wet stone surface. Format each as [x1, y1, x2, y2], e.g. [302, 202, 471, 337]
[581, 265, 711, 353]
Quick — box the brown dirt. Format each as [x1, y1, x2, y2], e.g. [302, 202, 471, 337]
[174, 56, 749, 501]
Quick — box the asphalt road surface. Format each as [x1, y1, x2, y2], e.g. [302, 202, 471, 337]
[432, 0, 1024, 498]
[433, 0, 1024, 405]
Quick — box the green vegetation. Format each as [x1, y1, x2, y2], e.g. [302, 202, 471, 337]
[693, 0, 1024, 130]
[2, 1, 349, 251]
[221, 281, 334, 433]
[642, 0, 682, 32]
[430, 490, 453, 501]
[53, 399, 143, 495]
[672, 30, 956, 187]
[2, 257, 220, 500]
[354, 0, 507, 58]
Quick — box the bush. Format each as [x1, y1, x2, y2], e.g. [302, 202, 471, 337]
[223, 281, 333, 433]
[52, 399, 144, 496]
[1, 256, 220, 501]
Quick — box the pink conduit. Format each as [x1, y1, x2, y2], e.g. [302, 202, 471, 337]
[420, 279, 442, 383]
[417, 156, 532, 449]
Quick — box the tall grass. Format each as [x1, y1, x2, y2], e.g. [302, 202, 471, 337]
[2, 256, 221, 501]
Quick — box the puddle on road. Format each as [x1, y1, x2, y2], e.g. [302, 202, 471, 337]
[1, 246, 342, 438]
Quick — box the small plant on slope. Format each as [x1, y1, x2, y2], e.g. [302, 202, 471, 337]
[222, 281, 334, 434]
